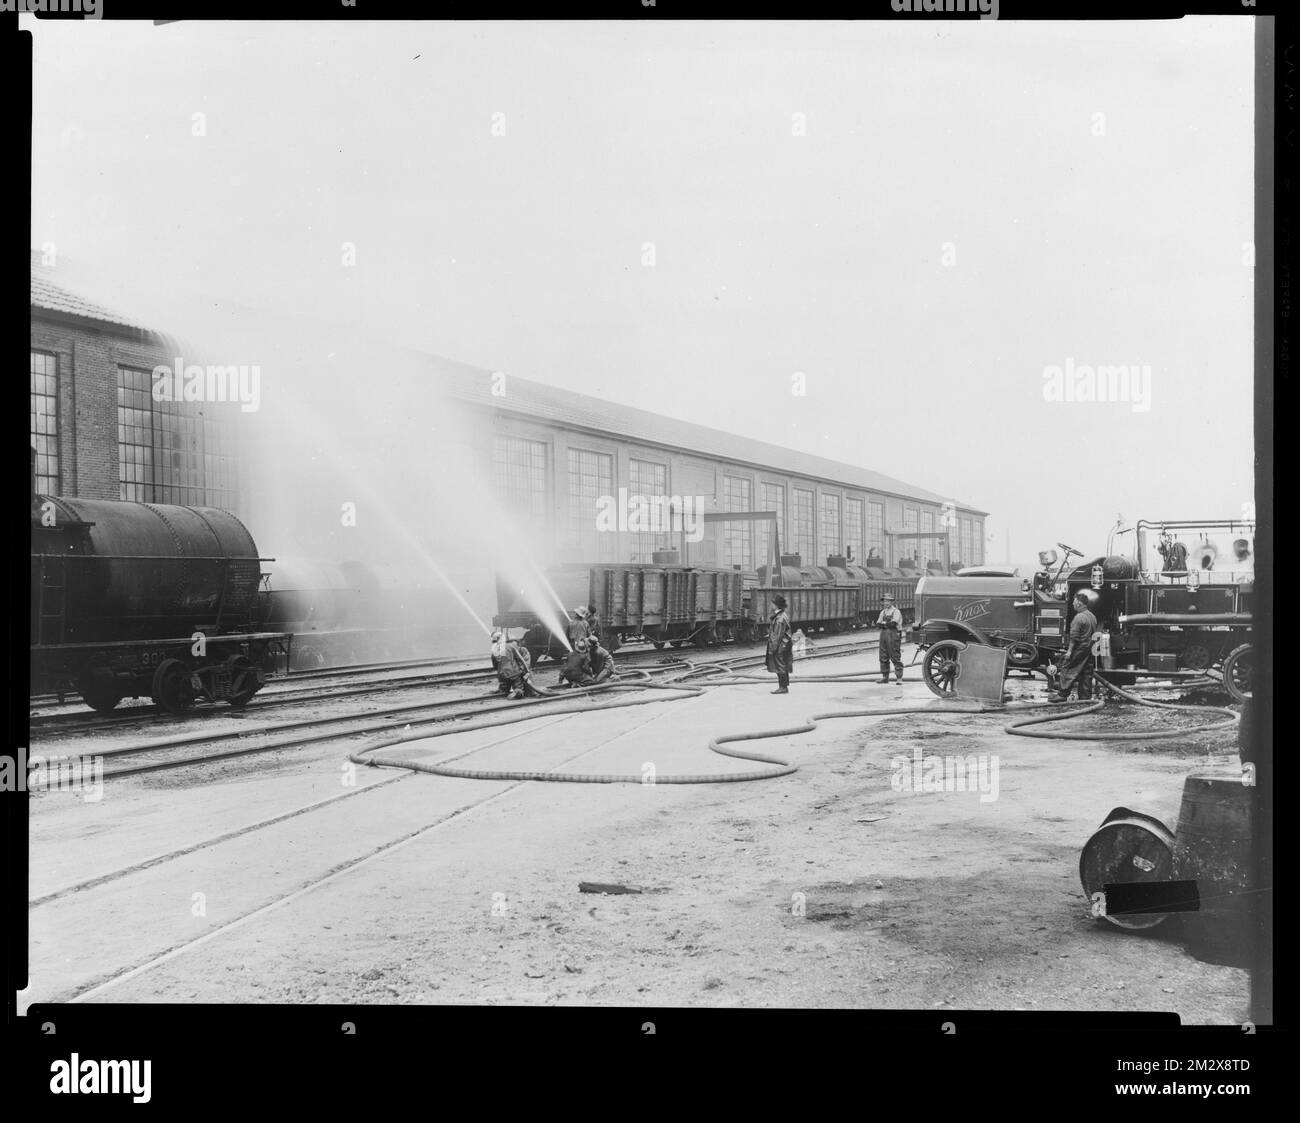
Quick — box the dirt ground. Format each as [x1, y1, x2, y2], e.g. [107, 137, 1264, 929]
[24, 650, 1252, 1020]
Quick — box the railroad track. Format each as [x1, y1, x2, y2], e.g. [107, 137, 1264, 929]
[28, 632, 886, 737]
[31, 639, 881, 924]
[29, 639, 884, 783]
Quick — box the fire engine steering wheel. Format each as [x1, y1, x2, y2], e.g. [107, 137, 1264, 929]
[1057, 543, 1082, 557]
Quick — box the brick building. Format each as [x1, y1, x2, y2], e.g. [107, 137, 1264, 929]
[29, 251, 239, 508]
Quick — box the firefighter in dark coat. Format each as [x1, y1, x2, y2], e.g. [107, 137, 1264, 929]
[567, 607, 591, 648]
[588, 640, 617, 683]
[766, 593, 793, 694]
[491, 631, 541, 699]
[1050, 589, 1099, 702]
[557, 636, 593, 688]
[875, 593, 906, 684]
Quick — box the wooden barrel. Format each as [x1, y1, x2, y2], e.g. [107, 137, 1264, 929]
[1172, 774, 1255, 967]
[1079, 807, 1176, 930]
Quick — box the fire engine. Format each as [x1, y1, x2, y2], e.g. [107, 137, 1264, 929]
[911, 519, 1254, 702]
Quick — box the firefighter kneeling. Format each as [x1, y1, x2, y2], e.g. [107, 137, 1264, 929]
[557, 636, 617, 688]
[490, 630, 542, 700]
[1049, 589, 1099, 702]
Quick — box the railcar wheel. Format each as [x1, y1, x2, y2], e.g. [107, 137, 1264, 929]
[77, 667, 122, 714]
[151, 658, 195, 714]
[1222, 644, 1253, 703]
[1180, 643, 1212, 673]
[652, 640, 666, 650]
[225, 654, 260, 708]
[922, 641, 966, 698]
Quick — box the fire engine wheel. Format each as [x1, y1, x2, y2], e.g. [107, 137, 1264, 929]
[1221, 644, 1253, 703]
[225, 654, 260, 708]
[151, 658, 195, 714]
[922, 641, 966, 697]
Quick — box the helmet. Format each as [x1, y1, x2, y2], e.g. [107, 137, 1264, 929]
[575, 637, 588, 651]
[490, 629, 503, 642]
[882, 593, 895, 602]
[574, 606, 588, 618]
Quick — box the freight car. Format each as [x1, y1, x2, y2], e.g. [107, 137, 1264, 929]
[494, 563, 746, 663]
[31, 492, 289, 713]
[495, 553, 924, 661]
[752, 553, 919, 629]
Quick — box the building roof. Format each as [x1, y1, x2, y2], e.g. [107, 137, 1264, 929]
[30, 250, 154, 332]
[27, 250, 986, 515]
[426, 358, 987, 514]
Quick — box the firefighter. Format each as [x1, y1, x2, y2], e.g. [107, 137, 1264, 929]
[557, 636, 592, 689]
[766, 593, 793, 694]
[568, 607, 591, 648]
[1232, 538, 1254, 582]
[875, 593, 906, 684]
[585, 603, 602, 647]
[588, 639, 617, 683]
[1157, 532, 1188, 574]
[493, 632, 541, 700]
[1050, 589, 1099, 702]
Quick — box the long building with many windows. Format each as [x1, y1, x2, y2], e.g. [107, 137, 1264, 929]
[30, 252, 987, 572]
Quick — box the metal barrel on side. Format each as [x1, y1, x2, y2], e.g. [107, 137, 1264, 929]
[1172, 773, 1256, 967]
[1079, 807, 1177, 930]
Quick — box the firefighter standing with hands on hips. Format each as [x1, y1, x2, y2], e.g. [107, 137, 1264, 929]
[875, 593, 907, 684]
[1050, 589, 1099, 702]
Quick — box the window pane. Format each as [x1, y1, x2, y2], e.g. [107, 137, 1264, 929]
[628, 458, 668, 562]
[845, 498, 864, 564]
[792, 488, 814, 564]
[866, 501, 884, 562]
[819, 493, 841, 564]
[30, 351, 59, 493]
[721, 475, 753, 569]
[567, 447, 614, 560]
[758, 483, 785, 568]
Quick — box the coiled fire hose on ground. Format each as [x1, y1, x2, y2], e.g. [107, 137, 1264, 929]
[1002, 673, 1240, 740]
[347, 641, 1238, 785]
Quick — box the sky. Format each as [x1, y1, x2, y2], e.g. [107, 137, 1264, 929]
[28, 18, 1258, 565]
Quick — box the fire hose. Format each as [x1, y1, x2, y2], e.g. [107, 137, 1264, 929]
[350, 643, 1235, 784]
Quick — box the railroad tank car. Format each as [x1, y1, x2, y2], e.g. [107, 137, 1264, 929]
[31, 493, 287, 713]
[262, 558, 457, 669]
